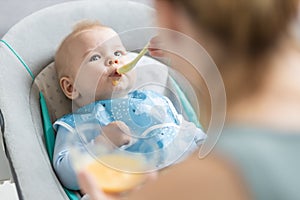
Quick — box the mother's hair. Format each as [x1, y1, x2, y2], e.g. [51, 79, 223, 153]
[169, 0, 299, 57]
[165, 0, 299, 106]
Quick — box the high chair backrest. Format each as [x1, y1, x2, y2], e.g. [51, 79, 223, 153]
[0, 1, 155, 199]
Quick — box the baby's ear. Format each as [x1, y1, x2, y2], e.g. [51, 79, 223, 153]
[60, 76, 79, 100]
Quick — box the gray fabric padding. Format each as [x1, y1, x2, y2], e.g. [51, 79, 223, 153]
[0, 1, 155, 199]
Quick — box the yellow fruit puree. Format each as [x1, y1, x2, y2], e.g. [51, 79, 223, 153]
[85, 154, 146, 193]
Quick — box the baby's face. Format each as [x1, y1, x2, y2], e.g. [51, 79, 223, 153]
[68, 27, 136, 103]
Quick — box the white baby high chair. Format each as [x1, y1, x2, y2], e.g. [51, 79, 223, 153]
[0, 1, 200, 199]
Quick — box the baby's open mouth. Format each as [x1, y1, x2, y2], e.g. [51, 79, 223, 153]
[109, 69, 122, 78]
[109, 69, 122, 86]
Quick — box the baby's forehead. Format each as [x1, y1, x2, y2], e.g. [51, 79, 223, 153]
[71, 27, 120, 47]
[61, 27, 124, 66]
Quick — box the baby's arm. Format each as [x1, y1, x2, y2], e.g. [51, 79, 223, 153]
[53, 121, 131, 190]
[53, 126, 82, 190]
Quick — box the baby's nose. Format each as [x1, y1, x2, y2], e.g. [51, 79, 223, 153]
[107, 59, 119, 66]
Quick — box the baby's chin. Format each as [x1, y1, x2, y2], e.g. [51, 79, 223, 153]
[111, 81, 133, 96]
[112, 75, 135, 91]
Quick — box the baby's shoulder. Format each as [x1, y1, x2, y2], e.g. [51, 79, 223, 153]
[53, 113, 76, 132]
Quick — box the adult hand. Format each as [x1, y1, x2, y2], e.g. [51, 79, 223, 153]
[78, 170, 118, 200]
[78, 169, 158, 200]
[148, 36, 165, 57]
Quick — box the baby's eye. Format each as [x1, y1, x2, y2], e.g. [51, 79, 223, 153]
[114, 51, 122, 57]
[89, 55, 101, 62]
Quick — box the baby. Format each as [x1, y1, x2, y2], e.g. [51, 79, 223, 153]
[53, 20, 206, 190]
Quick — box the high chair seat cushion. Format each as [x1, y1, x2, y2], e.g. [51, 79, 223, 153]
[0, 1, 155, 199]
[35, 63, 72, 123]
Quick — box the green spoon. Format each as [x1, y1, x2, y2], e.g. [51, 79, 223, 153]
[117, 43, 149, 74]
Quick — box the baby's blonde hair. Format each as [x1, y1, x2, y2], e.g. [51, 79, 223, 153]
[55, 20, 106, 79]
[71, 20, 106, 37]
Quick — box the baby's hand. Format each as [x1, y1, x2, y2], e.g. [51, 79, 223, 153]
[95, 121, 131, 149]
[148, 36, 165, 57]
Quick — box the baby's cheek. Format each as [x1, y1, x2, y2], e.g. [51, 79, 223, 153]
[128, 70, 137, 83]
[120, 56, 130, 64]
